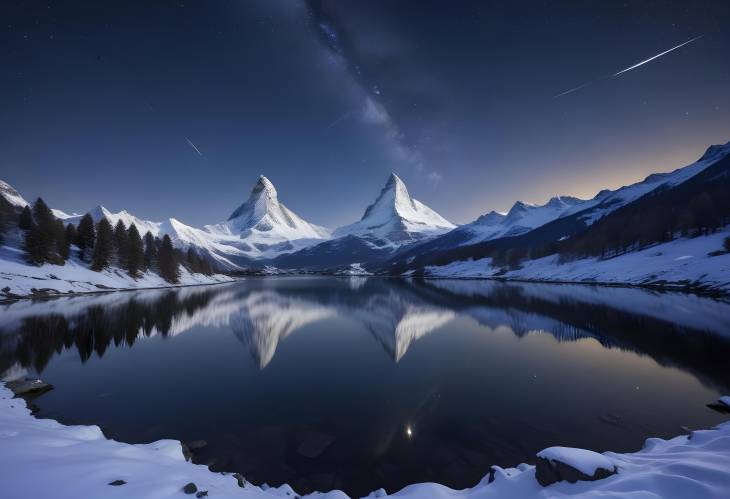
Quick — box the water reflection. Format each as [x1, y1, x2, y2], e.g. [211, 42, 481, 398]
[1, 278, 730, 496]
[2, 278, 730, 390]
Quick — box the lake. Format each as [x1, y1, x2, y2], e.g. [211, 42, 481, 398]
[1, 277, 729, 496]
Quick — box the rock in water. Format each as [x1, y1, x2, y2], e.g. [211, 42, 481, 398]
[535, 447, 616, 486]
[6, 379, 53, 396]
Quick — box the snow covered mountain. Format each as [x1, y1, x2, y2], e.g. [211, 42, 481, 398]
[46, 176, 331, 270]
[434, 141, 730, 251]
[0, 180, 29, 209]
[333, 173, 455, 248]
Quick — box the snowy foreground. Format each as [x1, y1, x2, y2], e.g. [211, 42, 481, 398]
[425, 228, 730, 294]
[1, 384, 729, 499]
[0, 245, 234, 299]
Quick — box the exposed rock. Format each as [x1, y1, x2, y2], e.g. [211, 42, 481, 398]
[196, 491, 208, 498]
[182, 482, 197, 494]
[232, 473, 247, 488]
[535, 448, 616, 486]
[186, 439, 208, 450]
[6, 379, 54, 397]
[108, 480, 126, 486]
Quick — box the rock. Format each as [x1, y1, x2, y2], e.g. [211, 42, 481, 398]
[296, 430, 335, 458]
[182, 482, 198, 494]
[108, 480, 126, 486]
[186, 439, 208, 450]
[6, 379, 54, 396]
[232, 473, 247, 488]
[196, 491, 208, 498]
[707, 397, 730, 414]
[535, 447, 616, 486]
[181, 443, 193, 462]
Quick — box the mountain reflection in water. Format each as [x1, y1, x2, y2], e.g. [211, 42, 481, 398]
[1, 277, 729, 496]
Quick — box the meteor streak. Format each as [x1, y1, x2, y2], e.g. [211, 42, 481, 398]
[554, 36, 702, 98]
[612, 36, 702, 77]
[185, 136, 203, 156]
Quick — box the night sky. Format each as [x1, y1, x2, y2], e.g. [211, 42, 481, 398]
[2, 1, 729, 228]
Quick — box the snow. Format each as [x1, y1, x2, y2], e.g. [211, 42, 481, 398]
[0, 180, 29, 208]
[334, 173, 455, 248]
[537, 447, 615, 476]
[459, 141, 730, 246]
[0, 245, 234, 299]
[425, 227, 730, 294]
[1, 381, 729, 498]
[336, 263, 373, 275]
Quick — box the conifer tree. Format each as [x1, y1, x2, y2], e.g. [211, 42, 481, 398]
[0, 196, 14, 245]
[75, 213, 96, 261]
[91, 218, 114, 271]
[126, 224, 144, 278]
[186, 247, 200, 274]
[55, 219, 70, 261]
[18, 205, 33, 231]
[113, 220, 128, 266]
[24, 198, 57, 265]
[157, 234, 179, 283]
[143, 231, 156, 271]
[65, 223, 76, 254]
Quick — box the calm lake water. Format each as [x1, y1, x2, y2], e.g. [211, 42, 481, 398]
[1, 277, 729, 496]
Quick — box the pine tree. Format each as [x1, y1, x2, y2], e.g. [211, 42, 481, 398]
[75, 213, 95, 261]
[55, 219, 70, 261]
[113, 220, 128, 266]
[126, 224, 144, 278]
[65, 223, 76, 255]
[18, 205, 33, 231]
[91, 218, 114, 271]
[157, 234, 179, 283]
[186, 247, 200, 274]
[24, 198, 57, 265]
[143, 231, 157, 271]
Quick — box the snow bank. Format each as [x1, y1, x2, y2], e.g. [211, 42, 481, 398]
[536, 447, 615, 476]
[425, 228, 730, 294]
[1, 382, 729, 499]
[0, 245, 234, 299]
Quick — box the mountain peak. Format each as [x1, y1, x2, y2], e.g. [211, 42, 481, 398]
[0, 179, 29, 208]
[334, 173, 454, 245]
[254, 175, 277, 197]
[228, 176, 280, 222]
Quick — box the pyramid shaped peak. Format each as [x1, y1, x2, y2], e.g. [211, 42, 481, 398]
[252, 175, 277, 197]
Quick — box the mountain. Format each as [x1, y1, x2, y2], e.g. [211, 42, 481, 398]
[200, 175, 330, 263]
[388, 140, 730, 273]
[333, 173, 455, 248]
[60, 205, 163, 236]
[0, 180, 29, 209]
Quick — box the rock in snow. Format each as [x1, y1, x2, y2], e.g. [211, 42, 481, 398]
[2, 382, 730, 498]
[535, 447, 616, 485]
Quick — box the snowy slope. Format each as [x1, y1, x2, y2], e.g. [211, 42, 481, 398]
[424, 227, 730, 293]
[1, 382, 729, 499]
[0, 245, 233, 299]
[334, 173, 455, 248]
[49, 176, 331, 268]
[457, 141, 730, 246]
[0, 180, 29, 209]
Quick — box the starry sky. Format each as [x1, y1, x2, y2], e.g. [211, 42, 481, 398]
[2, 0, 729, 228]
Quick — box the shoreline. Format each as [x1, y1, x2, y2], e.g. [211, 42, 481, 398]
[1, 380, 729, 498]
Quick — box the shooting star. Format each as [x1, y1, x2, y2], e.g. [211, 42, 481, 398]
[554, 35, 702, 98]
[612, 35, 702, 76]
[185, 136, 203, 156]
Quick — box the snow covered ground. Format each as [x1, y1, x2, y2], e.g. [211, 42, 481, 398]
[425, 228, 730, 294]
[1, 382, 729, 498]
[0, 245, 234, 299]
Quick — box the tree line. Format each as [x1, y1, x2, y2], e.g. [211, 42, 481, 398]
[1, 197, 215, 283]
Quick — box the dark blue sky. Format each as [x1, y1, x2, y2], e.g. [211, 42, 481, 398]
[2, 1, 729, 227]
